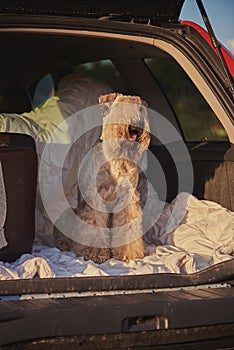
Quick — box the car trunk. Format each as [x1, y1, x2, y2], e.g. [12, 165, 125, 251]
[0, 1, 233, 348]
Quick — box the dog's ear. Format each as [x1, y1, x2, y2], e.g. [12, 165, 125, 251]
[99, 93, 120, 117]
[137, 101, 151, 149]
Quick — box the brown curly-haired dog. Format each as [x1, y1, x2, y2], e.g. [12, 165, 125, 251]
[54, 93, 150, 263]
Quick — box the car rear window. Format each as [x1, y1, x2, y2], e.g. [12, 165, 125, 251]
[144, 57, 229, 142]
[73, 59, 128, 94]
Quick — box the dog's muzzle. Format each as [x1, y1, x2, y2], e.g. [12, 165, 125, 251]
[128, 125, 143, 142]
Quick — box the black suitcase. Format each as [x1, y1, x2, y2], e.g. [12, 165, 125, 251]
[0, 133, 37, 262]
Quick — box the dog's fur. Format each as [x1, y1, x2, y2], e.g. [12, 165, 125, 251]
[54, 93, 150, 263]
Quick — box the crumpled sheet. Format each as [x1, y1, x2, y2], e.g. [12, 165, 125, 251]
[0, 193, 233, 280]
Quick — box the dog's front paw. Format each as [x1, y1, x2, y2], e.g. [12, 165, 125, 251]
[54, 228, 72, 252]
[82, 247, 111, 264]
[112, 240, 145, 262]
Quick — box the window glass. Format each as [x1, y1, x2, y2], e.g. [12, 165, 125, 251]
[145, 57, 228, 142]
[33, 73, 55, 108]
[73, 59, 128, 93]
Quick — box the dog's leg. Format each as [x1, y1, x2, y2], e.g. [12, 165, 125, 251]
[53, 198, 111, 264]
[75, 204, 111, 264]
[111, 191, 145, 262]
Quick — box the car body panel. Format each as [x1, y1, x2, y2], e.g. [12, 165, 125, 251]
[1, 286, 234, 347]
[181, 20, 234, 77]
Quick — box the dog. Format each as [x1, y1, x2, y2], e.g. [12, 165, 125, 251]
[54, 93, 150, 263]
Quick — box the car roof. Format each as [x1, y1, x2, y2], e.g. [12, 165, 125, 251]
[0, 0, 185, 23]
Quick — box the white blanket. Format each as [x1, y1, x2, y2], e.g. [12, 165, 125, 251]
[1, 193, 233, 280]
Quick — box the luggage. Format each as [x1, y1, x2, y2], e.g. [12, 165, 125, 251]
[0, 133, 37, 262]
